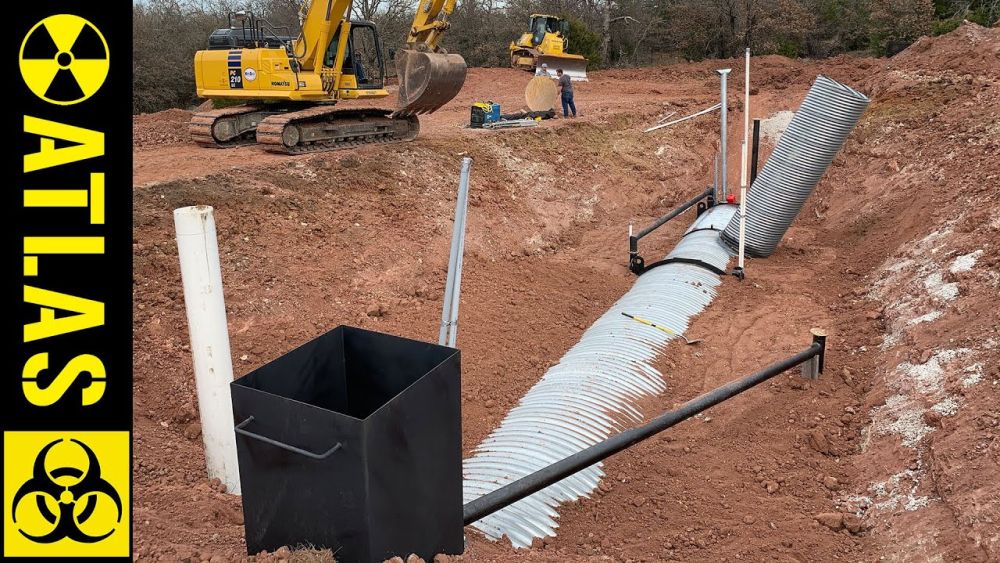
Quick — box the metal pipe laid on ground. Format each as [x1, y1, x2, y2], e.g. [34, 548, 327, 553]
[722, 75, 870, 257]
[439, 157, 473, 346]
[174, 205, 241, 494]
[464, 332, 826, 525]
[642, 103, 720, 133]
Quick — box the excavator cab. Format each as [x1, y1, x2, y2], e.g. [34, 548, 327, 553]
[324, 21, 385, 90]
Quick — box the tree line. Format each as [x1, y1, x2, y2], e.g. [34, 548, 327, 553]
[133, 0, 999, 114]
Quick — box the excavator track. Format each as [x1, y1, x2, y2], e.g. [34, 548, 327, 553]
[256, 106, 420, 155]
[189, 105, 274, 148]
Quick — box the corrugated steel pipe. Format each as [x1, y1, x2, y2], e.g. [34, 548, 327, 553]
[721, 75, 870, 257]
[464, 335, 826, 526]
[462, 204, 737, 547]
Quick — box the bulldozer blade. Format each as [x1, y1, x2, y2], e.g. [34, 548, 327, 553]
[536, 54, 589, 81]
[394, 49, 467, 116]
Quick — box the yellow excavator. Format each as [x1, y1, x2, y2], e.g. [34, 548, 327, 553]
[189, 0, 466, 153]
[509, 14, 588, 81]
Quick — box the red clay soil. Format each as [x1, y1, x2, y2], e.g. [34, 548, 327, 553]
[132, 23, 999, 562]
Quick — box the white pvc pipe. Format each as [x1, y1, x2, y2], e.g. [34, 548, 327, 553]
[717, 69, 731, 199]
[174, 205, 241, 494]
[742, 48, 751, 186]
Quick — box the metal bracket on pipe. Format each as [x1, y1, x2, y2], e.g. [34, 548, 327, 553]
[801, 328, 827, 379]
[629, 185, 715, 275]
[642, 256, 728, 277]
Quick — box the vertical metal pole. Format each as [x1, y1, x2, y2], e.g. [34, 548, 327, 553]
[735, 49, 750, 278]
[439, 157, 473, 346]
[750, 119, 761, 186]
[447, 165, 472, 347]
[717, 69, 731, 199]
[737, 142, 748, 274]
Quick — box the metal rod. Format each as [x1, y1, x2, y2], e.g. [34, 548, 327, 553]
[635, 185, 714, 241]
[463, 337, 825, 525]
[717, 69, 731, 199]
[713, 153, 719, 202]
[234, 416, 343, 460]
[750, 119, 761, 185]
[642, 103, 721, 133]
[741, 48, 751, 190]
[439, 157, 473, 346]
[737, 148, 748, 272]
[734, 50, 751, 276]
[656, 110, 678, 124]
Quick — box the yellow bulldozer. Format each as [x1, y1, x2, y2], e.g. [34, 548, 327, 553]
[509, 14, 588, 81]
[189, 0, 466, 153]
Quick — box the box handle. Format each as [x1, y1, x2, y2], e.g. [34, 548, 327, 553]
[235, 416, 343, 460]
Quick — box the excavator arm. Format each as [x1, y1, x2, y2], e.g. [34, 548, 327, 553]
[394, 0, 467, 115]
[405, 0, 457, 51]
[290, 0, 466, 115]
[294, 0, 339, 67]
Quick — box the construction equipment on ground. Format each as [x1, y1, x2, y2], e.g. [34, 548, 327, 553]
[470, 102, 501, 128]
[509, 14, 588, 81]
[189, 0, 467, 154]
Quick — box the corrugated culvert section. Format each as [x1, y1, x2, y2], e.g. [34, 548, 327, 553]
[464, 204, 737, 547]
[721, 75, 870, 257]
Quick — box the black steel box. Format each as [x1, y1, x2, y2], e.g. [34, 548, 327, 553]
[230, 326, 462, 562]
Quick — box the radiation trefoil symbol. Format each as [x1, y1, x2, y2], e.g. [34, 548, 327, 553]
[19, 14, 109, 105]
[11, 439, 123, 544]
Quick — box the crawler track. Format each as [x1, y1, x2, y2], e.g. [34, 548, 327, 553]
[256, 106, 420, 154]
[188, 105, 272, 148]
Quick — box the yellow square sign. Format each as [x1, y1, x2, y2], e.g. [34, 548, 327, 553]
[4, 431, 130, 557]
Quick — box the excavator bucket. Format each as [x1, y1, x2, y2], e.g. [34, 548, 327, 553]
[394, 49, 467, 116]
[537, 54, 589, 81]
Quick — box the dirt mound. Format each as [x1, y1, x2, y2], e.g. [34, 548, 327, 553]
[893, 22, 1000, 79]
[134, 108, 193, 148]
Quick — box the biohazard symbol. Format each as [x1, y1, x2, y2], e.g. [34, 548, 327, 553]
[11, 439, 123, 544]
[19, 14, 109, 105]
